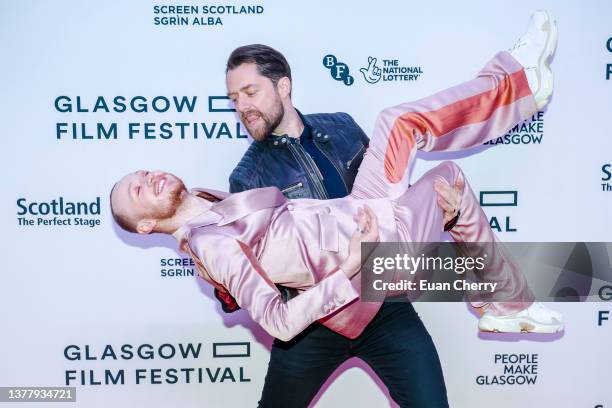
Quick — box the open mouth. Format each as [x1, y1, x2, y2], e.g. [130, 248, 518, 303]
[154, 177, 167, 196]
[244, 112, 261, 126]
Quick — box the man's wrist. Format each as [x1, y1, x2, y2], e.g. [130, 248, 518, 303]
[340, 259, 359, 278]
[444, 210, 461, 231]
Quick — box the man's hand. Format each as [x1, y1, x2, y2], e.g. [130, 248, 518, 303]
[433, 177, 465, 225]
[341, 205, 379, 278]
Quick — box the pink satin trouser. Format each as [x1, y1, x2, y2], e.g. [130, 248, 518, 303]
[350, 52, 536, 315]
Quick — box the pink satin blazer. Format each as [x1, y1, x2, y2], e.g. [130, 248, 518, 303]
[173, 187, 399, 341]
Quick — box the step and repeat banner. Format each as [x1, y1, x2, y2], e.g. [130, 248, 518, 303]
[1, 1, 611, 407]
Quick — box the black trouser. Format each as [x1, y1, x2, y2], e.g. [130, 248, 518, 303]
[258, 302, 449, 407]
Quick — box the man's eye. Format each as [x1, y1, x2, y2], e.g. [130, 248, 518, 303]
[137, 186, 141, 196]
[246, 92, 256, 97]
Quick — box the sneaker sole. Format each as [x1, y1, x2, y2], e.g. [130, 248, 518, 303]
[534, 11, 558, 109]
[478, 315, 563, 334]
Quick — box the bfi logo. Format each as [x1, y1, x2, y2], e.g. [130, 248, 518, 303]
[479, 191, 518, 233]
[322, 55, 355, 86]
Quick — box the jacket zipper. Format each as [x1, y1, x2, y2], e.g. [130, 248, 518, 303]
[346, 144, 365, 169]
[313, 137, 349, 193]
[281, 181, 304, 194]
[287, 143, 329, 199]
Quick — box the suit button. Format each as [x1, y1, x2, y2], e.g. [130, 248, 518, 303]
[273, 141, 279, 146]
[323, 134, 329, 140]
[281, 137, 287, 143]
[287, 204, 294, 211]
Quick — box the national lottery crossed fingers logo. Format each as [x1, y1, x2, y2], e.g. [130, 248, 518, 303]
[322, 53, 423, 86]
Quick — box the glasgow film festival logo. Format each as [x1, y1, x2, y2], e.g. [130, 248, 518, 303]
[479, 190, 518, 233]
[322, 54, 423, 86]
[64, 342, 252, 386]
[54, 96, 248, 141]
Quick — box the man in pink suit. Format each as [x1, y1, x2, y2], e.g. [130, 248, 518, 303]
[111, 11, 562, 407]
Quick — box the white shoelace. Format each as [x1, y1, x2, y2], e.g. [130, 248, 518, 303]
[509, 38, 527, 53]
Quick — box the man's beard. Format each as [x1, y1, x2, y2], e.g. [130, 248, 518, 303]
[148, 178, 187, 222]
[242, 101, 284, 141]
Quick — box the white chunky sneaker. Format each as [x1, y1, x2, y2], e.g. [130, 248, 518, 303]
[509, 10, 558, 109]
[478, 302, 564, 333]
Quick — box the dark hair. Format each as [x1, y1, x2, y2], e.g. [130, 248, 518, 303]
[226, 44, 291, 86]
[110, 183, 136, 233]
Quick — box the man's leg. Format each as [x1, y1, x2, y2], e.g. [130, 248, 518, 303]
[351, 51, 537, 201]
[258, 323, 350, 408]
[392, 161, 534, 315]
[392, 161, 565, 332]
[354, 302, 449, 408]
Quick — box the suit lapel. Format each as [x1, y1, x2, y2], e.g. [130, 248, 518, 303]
[200, 186, 287, 226]
[177, 186, 286, 244]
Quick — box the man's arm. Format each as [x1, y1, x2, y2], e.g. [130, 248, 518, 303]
[341, 112, 370, 147]
[229, 172, 249, 194]
[192, 233, 359, 342]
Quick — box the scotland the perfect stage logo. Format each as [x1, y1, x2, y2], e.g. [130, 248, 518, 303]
[323, 54, 423, 86]
[602, 163, 611, 192]
[16, 197, 101, 228]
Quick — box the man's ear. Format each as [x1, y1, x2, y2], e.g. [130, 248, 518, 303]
[136, 219, 157, 234]
[277, 76, 291, 99]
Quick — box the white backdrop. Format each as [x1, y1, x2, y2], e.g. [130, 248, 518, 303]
[1, 0, 611, 407]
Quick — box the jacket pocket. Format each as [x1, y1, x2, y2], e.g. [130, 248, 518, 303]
[317, 211, 339, 252]
[280, 181, 307, 199]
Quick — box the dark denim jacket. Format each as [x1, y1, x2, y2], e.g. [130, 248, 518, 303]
[229, 111, 369, 199]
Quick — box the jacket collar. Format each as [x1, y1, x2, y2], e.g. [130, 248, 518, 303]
[204, 186, 287, 226]
[173, 186, 287, 243]
[257, 108, 313, 149]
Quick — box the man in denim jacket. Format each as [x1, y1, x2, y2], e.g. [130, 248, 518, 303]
[225, 44, 449, 407]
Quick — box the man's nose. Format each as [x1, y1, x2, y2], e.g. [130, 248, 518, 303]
[149, 171, 164, 184]
[234, 97, 251, 113]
